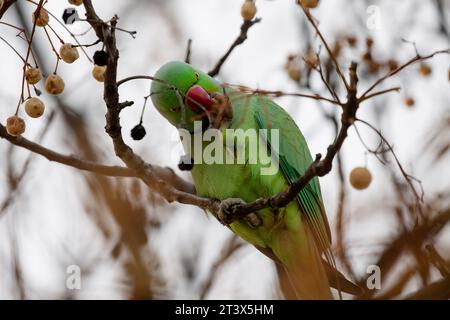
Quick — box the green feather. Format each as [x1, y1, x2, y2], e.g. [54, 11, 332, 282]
[253, 96, 332, 251]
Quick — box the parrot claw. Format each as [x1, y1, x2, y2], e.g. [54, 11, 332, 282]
[217, 198, 246, 225]
[218, 198, 262, 227]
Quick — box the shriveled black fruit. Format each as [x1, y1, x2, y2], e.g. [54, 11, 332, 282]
[131, 124, 146, 140]
[178, 155, 194, 171]
[62, 8, 79, 25]
[93, 50, 109, 66]
[201, 116, 210, 131]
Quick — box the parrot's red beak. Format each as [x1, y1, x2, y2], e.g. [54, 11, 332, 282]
[185, 85, 214, 112]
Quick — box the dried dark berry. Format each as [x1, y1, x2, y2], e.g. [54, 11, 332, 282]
[178, 155, 194, 171]
[131, 124, 146, 140]
[62, 8, 79, 25]
[93, 50, 109, 66]
[201, 116, 210, 131]
[34, 87, 42, 96]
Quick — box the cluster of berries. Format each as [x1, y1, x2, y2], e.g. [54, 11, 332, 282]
[240, 0, 320, 21]
[5, 1, 108, 137]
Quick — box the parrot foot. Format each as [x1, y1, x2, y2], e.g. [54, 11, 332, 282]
[217, 198, 262, 227]
[218, 198, 246, 225]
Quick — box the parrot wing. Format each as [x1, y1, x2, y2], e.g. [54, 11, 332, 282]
[253, 96, 333, 260]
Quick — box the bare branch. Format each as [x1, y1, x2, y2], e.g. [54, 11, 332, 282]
[0, 122, 195, 193]
[356, 118, 424, 207]
[358, 87, 401, 103]
[405, 278, 450, 300]
[199, 236, 244, 299]
[208, 18, 261, 77]
[184, 38, 192, 64]
[83, 0, 211, 210]
[360, 49, 450, 100]
[0, 123, 137, 177]
[227, 84, 343, 106]
[0, 0, 17, 19]
[297, 1, 349, 90]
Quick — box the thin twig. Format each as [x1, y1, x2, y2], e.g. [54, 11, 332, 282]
[359, 87, 401, 103]
[184, 38, 192, 64]
[360, 49, 450, 100]
[0, 122, 195, 194]
[297, 1, 349, 90]
[356, 118, 424, 207]
[208, 18, 261, 77]
[199, 236, 244, 299]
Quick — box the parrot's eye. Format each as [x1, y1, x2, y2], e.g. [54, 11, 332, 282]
[185, 85, 214, 112]
[170, 107, 181, 112]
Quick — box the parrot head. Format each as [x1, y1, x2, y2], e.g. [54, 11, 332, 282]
[150, 61, 222, 132]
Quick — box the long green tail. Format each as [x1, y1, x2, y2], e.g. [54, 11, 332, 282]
[275, 222, 333, 300]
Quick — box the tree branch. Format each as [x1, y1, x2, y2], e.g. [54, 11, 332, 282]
[297, 1, 350, 90]
[360, 49, 450, 100]
[0, 122, 195, 193]
[0, 122, 138, 177]
[0, 0, 16, 20]
[405, 277, 450, 300]
[83, 0, 210, 209]
[199, 236, 244, 299]
[208, 18, 261, 77]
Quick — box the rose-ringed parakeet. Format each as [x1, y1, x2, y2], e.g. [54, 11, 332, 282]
[150, 61, 358, 299]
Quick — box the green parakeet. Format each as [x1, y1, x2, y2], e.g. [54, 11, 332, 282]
[150, 61, 357, 299]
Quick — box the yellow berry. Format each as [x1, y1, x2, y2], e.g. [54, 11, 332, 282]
[332, 42, 342, 58]
[362, 51, 372, 62]
[387, 59, 398, 72]
[25, 67, 42, 85]
[32, 8, 49, 27]
[68, 0, 83, 5]
[45, 74, 65, 95]
[349, 167, 372, 190]
[305, 50, 318, 68]
[287, 65, 301, 82]
[404, 97, 415, 107]
[6, 116, 26, 136]
[241, 0, 257, 21]
[59, 43, 79, 64]
[367, 61, 380, 74]
[92, 65, 106, 82]
[300, 0, 320, 9]
[24, 97, 45, 118]
[346, 36, 357, 47]
[419, 63, 432, 77]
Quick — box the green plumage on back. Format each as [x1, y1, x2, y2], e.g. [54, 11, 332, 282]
[253, 98, 332, 256]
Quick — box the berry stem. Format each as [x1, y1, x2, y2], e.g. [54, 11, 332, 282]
[46, 23, 64, 44]
[139, 97, 147, 125]
[16, 0, 44, 115]
[0, 35, 30, 65]
[73, 39, 101, 48]
[42, 26, 61, 73]
[26, 81, 31, 100]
